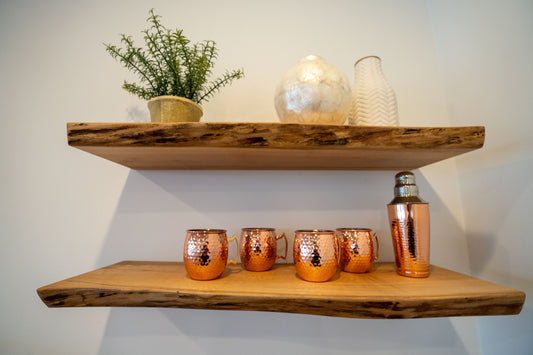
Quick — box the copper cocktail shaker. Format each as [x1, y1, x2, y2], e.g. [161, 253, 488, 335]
[387, 171, 430, 278]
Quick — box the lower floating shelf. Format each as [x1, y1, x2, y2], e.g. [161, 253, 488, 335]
[37, 261, 525, 319]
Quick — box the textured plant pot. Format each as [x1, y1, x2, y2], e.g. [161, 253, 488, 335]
[147, 96, 203, 123]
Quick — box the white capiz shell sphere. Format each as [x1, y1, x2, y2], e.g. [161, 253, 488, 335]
[274, 55, 351, 124]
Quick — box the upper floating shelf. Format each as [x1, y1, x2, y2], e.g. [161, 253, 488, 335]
[67, 122, 485, 170]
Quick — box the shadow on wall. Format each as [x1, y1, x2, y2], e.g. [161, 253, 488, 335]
[478, 305, 532, 355]
[98, 308, 471, 355]
[458, 153, 533, 354]
[94, 169, 465, 268]
[96, 170, 396, 265]
[462, 155, 533, 276]
[125, 104, 149, 122]
[93, 168, 476, 354]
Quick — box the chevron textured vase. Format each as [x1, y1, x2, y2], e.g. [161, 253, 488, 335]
[348, 56, 399, 126]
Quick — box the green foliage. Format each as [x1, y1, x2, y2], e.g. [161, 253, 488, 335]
[104, 9, 244, 104]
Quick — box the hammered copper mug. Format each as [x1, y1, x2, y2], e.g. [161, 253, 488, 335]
[184, 229, 238, 280]
[293, 229, 339, 282]
[239, 228, 288, 271]
[336, 228, 379, 273]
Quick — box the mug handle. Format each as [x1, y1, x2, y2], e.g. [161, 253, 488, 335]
[227, 234, 239, 265]
[275, 233, 288, 260]
[373, 233, 380, 261]
[336, 234, 341, 264]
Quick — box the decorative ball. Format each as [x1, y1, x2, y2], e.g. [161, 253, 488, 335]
[274, 55, 351, 125]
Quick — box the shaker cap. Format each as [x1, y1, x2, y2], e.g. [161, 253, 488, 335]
[389, 171, 427, 204]
[394, 171, 418, 197]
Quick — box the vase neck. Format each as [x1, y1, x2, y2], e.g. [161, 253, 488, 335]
[354, 56, 383, 75]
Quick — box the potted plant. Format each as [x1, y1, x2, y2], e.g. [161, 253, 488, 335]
[104, 9, 244, 122]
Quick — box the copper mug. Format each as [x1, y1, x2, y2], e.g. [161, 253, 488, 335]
[293, 229, 339, 282]
[184, 229, 238, 280]
[239, 228, 288, 271]
[336, 228, 379, 273]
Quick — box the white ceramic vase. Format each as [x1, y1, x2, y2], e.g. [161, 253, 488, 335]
[349, 56, 399, 126]
[274, 55, 351, 125]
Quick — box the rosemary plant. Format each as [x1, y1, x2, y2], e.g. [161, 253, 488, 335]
[104, 9, 244, 104]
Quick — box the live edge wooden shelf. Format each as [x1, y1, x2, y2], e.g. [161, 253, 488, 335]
[53, 122, 519, 319]
[67, 122, 485, 170]
[37, 261, 524, 319]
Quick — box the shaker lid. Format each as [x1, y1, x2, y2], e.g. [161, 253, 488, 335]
[389, 171, 427, 204]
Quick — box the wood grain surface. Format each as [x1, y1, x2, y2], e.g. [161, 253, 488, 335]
[37, 261, 524, 319]
[67, 122, 485, 170]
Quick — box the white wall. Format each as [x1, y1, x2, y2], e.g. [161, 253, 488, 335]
[0, 0, 529, 354]
[428, 1, 533, 354]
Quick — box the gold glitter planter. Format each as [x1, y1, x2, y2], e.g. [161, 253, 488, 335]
[37, 261, 525, 319]
[147, 96, 203, 123]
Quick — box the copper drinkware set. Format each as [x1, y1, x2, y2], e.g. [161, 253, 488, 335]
[185, 227, 379, 281]
[184, 171, 428, 281]
[289, 171, 430, 281]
